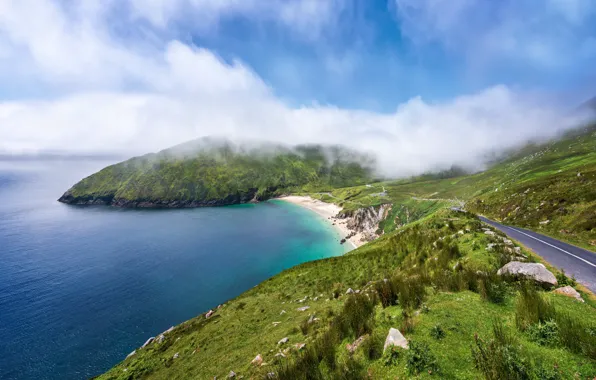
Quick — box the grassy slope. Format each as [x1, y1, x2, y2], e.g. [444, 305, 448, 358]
[308, 124, 596, 250]
[63, 141, 374, 205]
[99, 210, 595, 380]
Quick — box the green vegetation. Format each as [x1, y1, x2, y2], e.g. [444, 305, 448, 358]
[59, 139, 374, 206]
[308, 124, 596, 249]
[90, 123, 596, 378]
[98, 210, 595, 379]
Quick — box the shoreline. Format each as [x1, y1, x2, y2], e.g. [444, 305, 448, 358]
[277, 195, 363, 250]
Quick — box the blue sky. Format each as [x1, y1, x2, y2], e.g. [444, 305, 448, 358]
[0, 0, 594, 175]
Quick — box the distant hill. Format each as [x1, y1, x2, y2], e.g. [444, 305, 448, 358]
[58, 138, 376, 207]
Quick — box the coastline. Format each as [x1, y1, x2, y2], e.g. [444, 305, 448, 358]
[277, 195, 363, 249]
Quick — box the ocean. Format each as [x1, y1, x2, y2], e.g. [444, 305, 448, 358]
[0, 159, 348, 380]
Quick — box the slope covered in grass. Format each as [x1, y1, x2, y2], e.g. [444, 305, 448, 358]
[307, 124, 596, 249]
[98, 210, 595, 379]
[59, 139, 375, 207]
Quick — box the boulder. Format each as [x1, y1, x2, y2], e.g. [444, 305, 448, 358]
[251, 354, 263, 366]
[206, 310, 214, 319]
[227, 370, 237, 378]
[294, 343, 306, 350]
[346, 288, 355, 294]
[383, 328, 408, 352]
[157, 334, 165, 344]
[553, 286, 584, 302]
[497, 261, 557, 287]
[173, 352, 179, 359]
[296, 306, 310, 312]
[484, 230, 495, 236]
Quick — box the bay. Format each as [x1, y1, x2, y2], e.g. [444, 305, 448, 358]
[0, 160, 347, 380]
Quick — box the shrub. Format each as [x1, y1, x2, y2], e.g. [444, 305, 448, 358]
[479, 274, 508, 304]
[395, 275, 427, 310]
[276, 347, 323, 380]
[430, 324, 446, 340]
[361, 331, 384, 360]
[406, 340, 439, 375]
[527, 320, 559, 346]
[472, 322, 531, 380]
[333, 357, 365, 380]
[338, 294, 377, 337]
[555, 270, 576, 287]
[315, 329, 338, 370]
[515, 284, 556, 331]
[556, 313, 596, 359]
[383, 346, 401, 367]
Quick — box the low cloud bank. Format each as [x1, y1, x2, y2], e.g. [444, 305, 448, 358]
[0, 2, 592, 178]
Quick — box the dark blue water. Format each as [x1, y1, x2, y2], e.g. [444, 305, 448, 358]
[0, 160, 347, 380]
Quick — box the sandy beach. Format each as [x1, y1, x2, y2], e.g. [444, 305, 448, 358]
[278, 195, 363, 249]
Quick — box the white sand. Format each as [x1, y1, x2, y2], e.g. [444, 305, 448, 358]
[278, 195, 363, 249]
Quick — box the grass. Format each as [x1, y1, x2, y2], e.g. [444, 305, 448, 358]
[98, 210, 596, 379]
[95, 124, 596, 379]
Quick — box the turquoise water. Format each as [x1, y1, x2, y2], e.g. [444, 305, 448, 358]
[0, 160, 348, 380]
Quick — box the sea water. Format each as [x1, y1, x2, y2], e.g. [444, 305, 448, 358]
[0, 159, 348, 379]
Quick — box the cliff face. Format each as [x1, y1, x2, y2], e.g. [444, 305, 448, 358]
[342, 204, 391, 242]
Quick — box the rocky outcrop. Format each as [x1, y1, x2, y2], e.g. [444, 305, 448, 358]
[384, 328, 408, 352]
[497, 261, 557, 288]
[340, 204, 391, 242]
[553, 286, 584, 302]
[58, 190, 265, 208]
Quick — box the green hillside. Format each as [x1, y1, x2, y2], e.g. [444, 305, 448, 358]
[96, 125, 596, 379]
[98, 210, 595, 379]
[307, 124, 596, 250]
[58, 139, 375, 207]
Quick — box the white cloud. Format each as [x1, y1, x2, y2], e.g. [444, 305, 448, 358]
[0, 0, 587, 178]
[392, 0, 596, 68]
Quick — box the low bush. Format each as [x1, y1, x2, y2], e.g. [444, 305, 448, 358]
[527, 320, 559, 346]
[515, 284, 556, 331]
[430, 324, 446, 340]
[360, 331, 384, 360]
[406, 340, 439, 375]
[555, 270, 576, 287]
[479, 274, 508, 304]
[472, 322, 531, 380]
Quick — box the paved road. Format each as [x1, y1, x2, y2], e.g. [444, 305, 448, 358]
[479, 216, 596, 293]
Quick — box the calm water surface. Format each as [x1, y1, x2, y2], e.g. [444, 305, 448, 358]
[0, 160, 347, 380]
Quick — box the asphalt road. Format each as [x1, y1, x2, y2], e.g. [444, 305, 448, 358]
[479, 216, 596, 293]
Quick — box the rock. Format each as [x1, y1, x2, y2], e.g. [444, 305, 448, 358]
[296, 306, 310, 312]
[346, 335, 369, 353]
[355, 289, 360, 294]
[126, 350, 136, 359]
[503, 239, 513, 246]
[383, 328, 408, 352]
[141, 337, 155, 349]
[294, 343, 306, 350]
[227, 370, 237, 378]
[553, 286, 584, 302]
[458, 230, 464, 235]
[484, 230, 495, 236]
[340, 238, 346, 244]
[497, 261, 557, 287]
[157, 334, 165, 343]
[278, 337, 289, 345]
[307, 314, 316, 324]
[251, 354, 263, 366]
[539, 220, 550, 225]
[514, 247, 521, 254]
[206, 310, 215, 319]
[346, 288, 355, 294]
[272, 321, 281, 326]
[280, 310, 286, 315]
[486, 243, 497, 250]
[274, 352, 286, 358]
[164, 326, 174, 334]
[173, 352, 179, 359]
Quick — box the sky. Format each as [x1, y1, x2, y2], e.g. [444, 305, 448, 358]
[0, 0, 595, 176]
